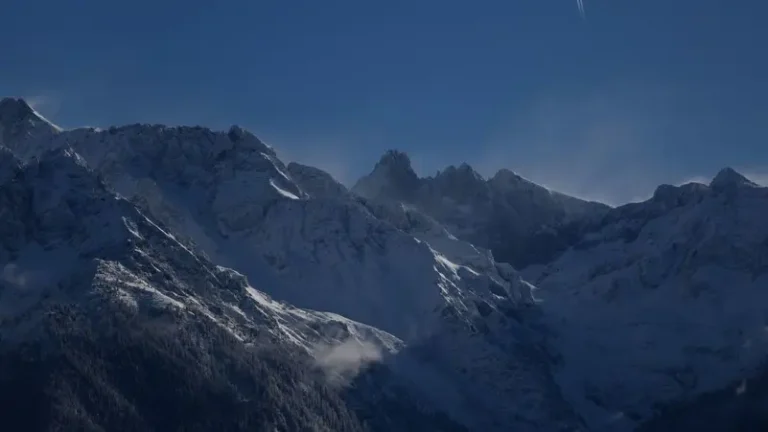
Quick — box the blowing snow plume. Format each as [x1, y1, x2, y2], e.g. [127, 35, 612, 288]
[2, 263, 28, 287]
[313, 338, 383, 386]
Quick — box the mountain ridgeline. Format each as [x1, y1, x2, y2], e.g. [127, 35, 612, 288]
[352, 150, 609, 268]
[1, 96, 768, 431]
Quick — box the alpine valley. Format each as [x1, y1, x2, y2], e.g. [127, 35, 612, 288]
[1, 96, 767, 431]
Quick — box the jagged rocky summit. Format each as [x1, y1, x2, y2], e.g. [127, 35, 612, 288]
[352, 150, 609, 268]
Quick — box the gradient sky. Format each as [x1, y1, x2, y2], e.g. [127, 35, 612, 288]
[2, 0, 767, 205]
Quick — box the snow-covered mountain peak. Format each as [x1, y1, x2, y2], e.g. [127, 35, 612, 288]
[0, 147, 141, 271]
[0, 97, 35, 118]
[0, 97, 61, 147]
[487, 168, 554, 196]
[377, 149, 416, 171]
[710, 166, 759, 190]
[650, 181, 709, 207]
[489, 168, 525, 185]
[524, 164, 768, 430]
[226, 123, 278, 154]
[0, 131, 500, 430]
[353, 152, 610, 268]
[434, 163, 485, 186]
[1, 136, 454, 431]
[226, 124, 248, 140]
[0, 120, 310, 237]
[352, 149, 421, 202]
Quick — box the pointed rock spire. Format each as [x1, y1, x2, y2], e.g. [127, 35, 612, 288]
[0, 97, 62, 149]
[710, 167, 758, 190]
[0, 97, 35, 119]
[352, 149, 421, 201]
[376, 150, 416, 174]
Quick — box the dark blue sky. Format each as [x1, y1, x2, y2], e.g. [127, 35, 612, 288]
[2, 0, 766, 204]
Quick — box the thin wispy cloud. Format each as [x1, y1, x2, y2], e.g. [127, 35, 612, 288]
[264, 132, 358, 187]
[472, 82, 678, 207]
[23, 93, 64, 130]
[25, 94, 61, 117]
[741, 170, 768, 187]
[2, 263, 29, 288]
[312, 338, 383, 386]
[577, 0, 586, 18]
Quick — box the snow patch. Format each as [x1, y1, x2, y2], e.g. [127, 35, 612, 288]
[29, 106, 63, 132]
[270, 178, 300, 200]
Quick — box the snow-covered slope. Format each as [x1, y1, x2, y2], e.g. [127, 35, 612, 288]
[352, 150, 609, 268]
[287, 161, 352, 199]
[7, 96, 768, 431]
[0, 100, 585, 431]
[4, 123, 444, 335]
[0, 146, 470, 431]
[0, 103, 526, 336]
[0, 145, 399, 371]
[524, 169, 768, 430]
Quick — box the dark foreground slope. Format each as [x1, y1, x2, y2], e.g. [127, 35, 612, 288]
[637, 366, 768, 432]
[0, 307, 465, 432]
[0, 306, 364, 432]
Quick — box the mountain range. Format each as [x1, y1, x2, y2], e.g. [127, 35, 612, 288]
[1, 96, 767, 431]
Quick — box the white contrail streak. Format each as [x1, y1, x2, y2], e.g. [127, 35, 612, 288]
[577, 0, 586, 18]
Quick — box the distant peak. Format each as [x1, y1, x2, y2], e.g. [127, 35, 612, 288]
[456, 162, 480, 176]
[351, 150, 420, 200]
[488, 169, 542, 192]
[222, 124, 276, 157]
[0, 97, 35, 118]
[436, 163, 484, 183]
[710, 167, 758, 190]
[226, 124, 263, 145]
[0, 97, 62, 133]
[377, 150, 414, 171]
[227, 125, 247, 142]
[371, 149, 419, 184]
[491, 168, 525, 184]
